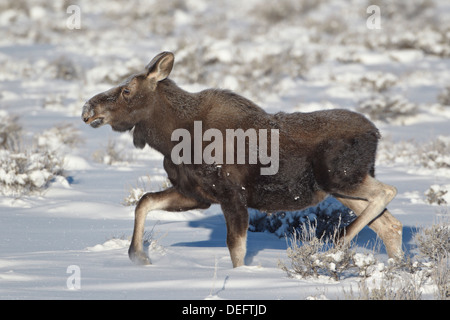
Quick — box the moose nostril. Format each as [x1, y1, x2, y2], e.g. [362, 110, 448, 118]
[82, 111, 91, 123]
[81, 103, 94, 122]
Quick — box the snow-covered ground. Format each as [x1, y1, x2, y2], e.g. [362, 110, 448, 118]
[0, 0, 449, 300]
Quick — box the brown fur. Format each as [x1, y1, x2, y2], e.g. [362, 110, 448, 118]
[82, 52, 403, 267]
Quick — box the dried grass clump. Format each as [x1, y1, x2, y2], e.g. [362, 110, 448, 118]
[278, 223, 363, 281]
[92, 139, 128, 165]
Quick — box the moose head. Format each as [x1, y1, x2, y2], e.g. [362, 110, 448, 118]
[82, 52, 174, 133]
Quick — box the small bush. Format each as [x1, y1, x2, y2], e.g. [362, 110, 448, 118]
[92, 139, 127, 165]
[35, 123, 83, 153]
[438, 86, 450, 106]
[425, 185, 449, 205]
[431, 256, 450, 300]
[280, 217, 450, 299]
[123, 187, 145, 207]
[358, 94, 418, 123]
[415, 218, 450, 263]
[278, 222, 370, 281]
[351, 72, 398, 93]
[343, 254, 432, 300]
[0, 114, 76, 197]
[122, 175, 152, 207]
[378, 136, 450, 171]
[415, 219, 450, 299]
[0, 149, 64, 196]
[0, 110, 22, 152]
[251, 0, 322, 24]
[48, 56, 80, 81]
[419, 137, 450, 170]
[123, 175, 172, 206]
[348, 271, 425, 300]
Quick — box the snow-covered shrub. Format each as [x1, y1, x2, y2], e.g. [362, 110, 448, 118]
[414, 219, 449, 299]
[418, 137, 450, 170]
[438, 86, 450, 106]
[0, 0, 71, 45]
[123, 175, 172, 206]
[347, 252, 446, 300]
[278, 223, 376, 281]
[86, 57, 142, 86]
[360, 0, 450, 58]
[351, 72, 398, 93]
[47, 56, 81, 81]
[92, 139, 127, 165]
[0, 110, 22, 152]
[353, 253, 378, 278]
[431, 256, 450, 300]
[347, 269, 426, 300]
[371, 27, 450, 58]
[278, 224, 334, 279]
[425, 185, 450, 205]
[0, 149, 64, 196]
[378, 136, 450, 171]
[35, 124, 83, 153]
[42, 94, 64, 110]
[402, 28, 450, 58]
[416, 220, 450, 299]
[280, 217, 449, 295]
[415, 218, 450, 263]
[123, 187, 145, 207]
[358, 94, 418, 123]
[369, 0, 435, 20]
[251, 0, 322, 24]
[246, 49, 323, 91]
[101, 0, 186, 37]
[0, 114, 75, 196]
[174, 41, 213, 85]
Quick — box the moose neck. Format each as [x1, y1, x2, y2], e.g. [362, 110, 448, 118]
[133, 79, 201, 157]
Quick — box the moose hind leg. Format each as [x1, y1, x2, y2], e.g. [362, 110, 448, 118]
[337, 176, 399, 252]
[337, 197, 403, 260]
[129, 187, 210, 265]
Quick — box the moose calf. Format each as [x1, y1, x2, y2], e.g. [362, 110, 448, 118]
[82, 52, 403, 267]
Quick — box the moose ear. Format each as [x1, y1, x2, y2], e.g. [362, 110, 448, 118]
[146, 52, 174, 82]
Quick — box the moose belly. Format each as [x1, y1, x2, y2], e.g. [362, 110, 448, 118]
[163, 156, 324, 212]
[247, 171, 323, 213]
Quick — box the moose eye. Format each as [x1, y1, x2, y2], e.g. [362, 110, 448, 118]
[122, 88, 131, 96]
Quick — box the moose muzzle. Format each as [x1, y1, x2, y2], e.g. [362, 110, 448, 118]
[82, 103, 105, 128]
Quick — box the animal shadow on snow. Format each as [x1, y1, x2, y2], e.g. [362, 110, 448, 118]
[170, 200, 417, 266]
[171, 211, 286, 266]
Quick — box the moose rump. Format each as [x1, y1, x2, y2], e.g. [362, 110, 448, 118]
[244, 109, 381, 213]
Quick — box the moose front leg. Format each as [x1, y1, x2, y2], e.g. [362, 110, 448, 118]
[221, 196, 249, 268]
[129, 187, 210, 265]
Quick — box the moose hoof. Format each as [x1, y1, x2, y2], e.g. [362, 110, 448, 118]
[128, 249, 151, 265]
